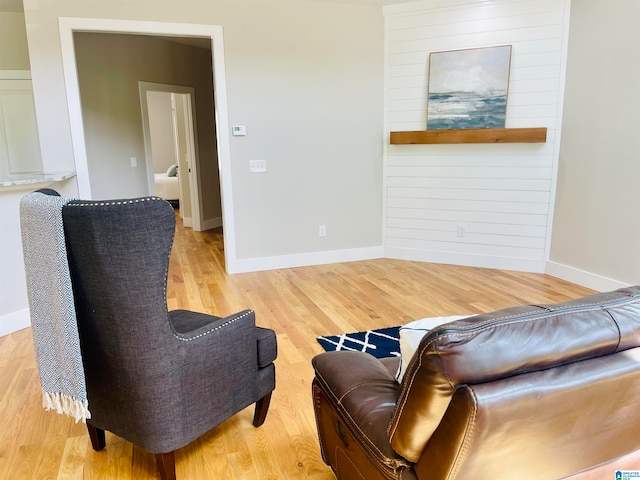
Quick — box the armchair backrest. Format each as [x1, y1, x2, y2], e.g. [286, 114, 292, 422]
[61, 197, 178, 423]
[63, 197, 176, 344]
[389, 286, 640, 465]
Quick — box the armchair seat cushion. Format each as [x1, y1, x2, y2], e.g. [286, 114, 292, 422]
[169, 309, 222, 334]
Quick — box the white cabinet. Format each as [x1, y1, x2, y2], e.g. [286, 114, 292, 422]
[0, 71, 43, 180]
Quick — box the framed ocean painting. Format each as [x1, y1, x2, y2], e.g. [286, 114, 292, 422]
[427, 45, 512, 130]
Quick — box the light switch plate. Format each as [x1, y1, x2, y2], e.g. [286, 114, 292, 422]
[250, 159, 267, 173]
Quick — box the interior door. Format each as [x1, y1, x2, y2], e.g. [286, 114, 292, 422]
[170, 93, 191, 224]
[171, 93, 201, 231]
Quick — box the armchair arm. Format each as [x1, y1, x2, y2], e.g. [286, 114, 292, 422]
[152, 309, 262, 448]
[168, 309, 255, 341]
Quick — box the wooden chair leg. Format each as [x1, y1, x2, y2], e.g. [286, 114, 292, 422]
[155, 451, 176, 480]
[253, 392, 272, 427]
[87, 423, 106, 451]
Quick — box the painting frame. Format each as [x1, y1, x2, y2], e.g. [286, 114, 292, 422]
[427, 45, 512, 130]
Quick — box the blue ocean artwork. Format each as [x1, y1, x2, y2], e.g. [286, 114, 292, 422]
[428, 91, 507, 130]
[427, 45, 512, 130]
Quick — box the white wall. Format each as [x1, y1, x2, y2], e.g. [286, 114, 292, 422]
[147, 91, 176, 174]
[0, 189, 32, 336]
[0, 12, 40, 336]
[23, 0, 384, 265]
[0, 179, 78, 336]
[548, 0, 640, 290]
[383, 0, 570, 272]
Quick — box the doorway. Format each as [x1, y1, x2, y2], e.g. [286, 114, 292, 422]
[59, 18, 240, 272]
[140, 83, 202, 230]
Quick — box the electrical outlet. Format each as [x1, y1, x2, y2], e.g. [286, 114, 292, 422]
[130, 157, 137, 168]
[457, 225, 466, 238]
[319, 225, 327, 237]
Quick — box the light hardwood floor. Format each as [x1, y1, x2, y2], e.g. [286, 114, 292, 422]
[0, 213, 595, 479]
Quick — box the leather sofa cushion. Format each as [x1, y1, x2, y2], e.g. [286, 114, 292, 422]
[414, 347, 640, 479]
[388, 286, 640, 462]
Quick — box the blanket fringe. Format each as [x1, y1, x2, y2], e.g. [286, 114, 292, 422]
[43, 391, 91, 423]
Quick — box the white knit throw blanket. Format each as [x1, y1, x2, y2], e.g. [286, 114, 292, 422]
[20, 192, 90, 423]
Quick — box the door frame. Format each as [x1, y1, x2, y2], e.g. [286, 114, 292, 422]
[139, 82, 202, 230]
[58, 17, 238, 272]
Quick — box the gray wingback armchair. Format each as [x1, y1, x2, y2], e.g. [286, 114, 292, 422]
[21, 190, 277, 480]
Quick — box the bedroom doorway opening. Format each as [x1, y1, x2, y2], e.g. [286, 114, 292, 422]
[140, 82, 202, 230]
[138, 82, 204, 231]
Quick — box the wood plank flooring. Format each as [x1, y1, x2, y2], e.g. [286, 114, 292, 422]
[0, 212, 595, 479]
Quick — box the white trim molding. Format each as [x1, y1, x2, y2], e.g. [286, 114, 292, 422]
[545, 261, 630, 292]
[386, 247, 546, 274]
[57, 17, 238, 273]
[231, 246, 385, 274]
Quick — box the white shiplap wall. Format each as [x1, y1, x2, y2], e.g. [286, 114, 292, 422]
[383, 0, 570, 272]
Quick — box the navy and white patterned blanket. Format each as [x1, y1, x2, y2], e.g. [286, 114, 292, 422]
[20, 192, 90, 422]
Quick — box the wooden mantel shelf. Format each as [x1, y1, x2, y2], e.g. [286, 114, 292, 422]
[390, 127, 547, 144]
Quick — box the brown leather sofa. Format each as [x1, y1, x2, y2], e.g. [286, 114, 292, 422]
[312, 286, 640, 479]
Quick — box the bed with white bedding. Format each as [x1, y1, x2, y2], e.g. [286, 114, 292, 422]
[154, 164, 179, 201]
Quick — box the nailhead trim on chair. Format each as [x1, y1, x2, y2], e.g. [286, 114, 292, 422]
[174, 310, 255, 342]
[66, 197, 164, 207]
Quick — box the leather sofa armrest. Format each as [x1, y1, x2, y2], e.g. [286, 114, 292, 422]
[312, 351, 410, 470]
[312, 350, 396, 399]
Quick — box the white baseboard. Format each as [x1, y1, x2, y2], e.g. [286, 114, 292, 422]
[182, 216, 192, 228]
[230, 246, 546, 275]
[229, 246, 385, 274]
[0, 308, 31, 337]
[545, 261, 630, 292]
[384, 247, 546, 273]
[202, 216, 222, 231]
